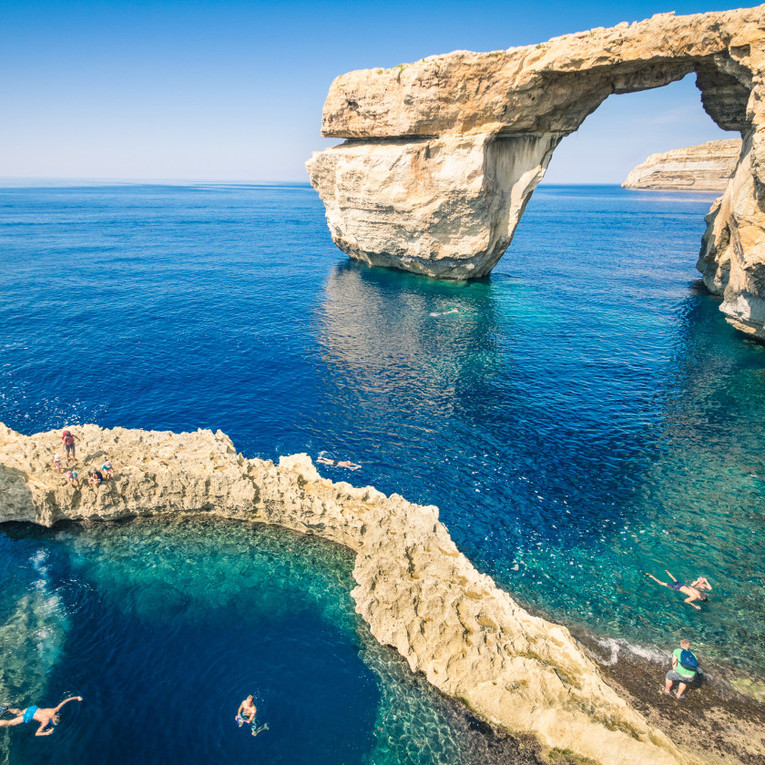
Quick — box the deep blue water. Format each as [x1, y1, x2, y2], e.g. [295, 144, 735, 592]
[1, 183, 765, 761]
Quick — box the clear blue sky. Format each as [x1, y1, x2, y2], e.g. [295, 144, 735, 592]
[0, 0, 743, 183]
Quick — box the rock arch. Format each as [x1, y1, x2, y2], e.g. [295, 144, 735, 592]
[306, 5, 765, 340]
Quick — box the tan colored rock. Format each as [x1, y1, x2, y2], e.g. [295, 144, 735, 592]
[306, 5, 765, 339]
[0, 422, 699, 765]
[623, 139, 742, 190]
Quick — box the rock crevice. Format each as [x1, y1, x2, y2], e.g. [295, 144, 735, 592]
[307, 5, 765, 340]
[0, 423, 698, 765]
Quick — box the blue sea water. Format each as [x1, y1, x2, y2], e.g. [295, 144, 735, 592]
[1, 182, 765, 761]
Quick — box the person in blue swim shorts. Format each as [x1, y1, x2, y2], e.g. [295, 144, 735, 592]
[0, 696, 82, 736]
[645, 569, 712, 610]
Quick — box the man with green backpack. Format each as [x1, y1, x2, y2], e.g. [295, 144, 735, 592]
[663, 639, 698, 699]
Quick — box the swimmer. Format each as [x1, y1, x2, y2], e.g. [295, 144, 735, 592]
[236, 695, 262, 735]
[0, 696, 82, 736]
[645, 569, 712, 610]
[317, 456, 361, 470]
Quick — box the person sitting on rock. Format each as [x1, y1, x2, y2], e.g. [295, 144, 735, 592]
[88, 469, 103, 490]
[644, 569, 711, 610]
[0, 696, 83, 736]
[101, 460, 113, 480]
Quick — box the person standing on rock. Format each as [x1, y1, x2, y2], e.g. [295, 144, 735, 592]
[61, 430, 79, 465]
[663, 639, 698, 699]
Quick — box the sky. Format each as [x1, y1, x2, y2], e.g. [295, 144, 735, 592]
[0, 0, 744, 183]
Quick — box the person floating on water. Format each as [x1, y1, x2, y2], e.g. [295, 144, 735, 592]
[645, 569, 712, 610]
[236, 695, 268, 737]
[317, 452, 361, 470]
[0, 696, 83, 736]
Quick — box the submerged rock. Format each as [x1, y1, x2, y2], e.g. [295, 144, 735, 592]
[623, 140, 742, 191]
[0, 423, 697, 764]
[307, 5, 765, 341]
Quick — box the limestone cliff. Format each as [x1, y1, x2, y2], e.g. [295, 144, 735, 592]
[0, 423, 698, 765]
[623, 139, 742, 191]
[306, 5, 765, 341]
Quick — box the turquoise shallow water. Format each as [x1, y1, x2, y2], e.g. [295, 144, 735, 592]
[0, 519, 519, 764]
[0, 183, 764, 760]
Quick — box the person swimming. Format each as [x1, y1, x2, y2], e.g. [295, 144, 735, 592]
[317, 452, 361, 470]
[0, 696, 82, 736]
[236, 695, 268, 737]
[645, 569, 712, 610]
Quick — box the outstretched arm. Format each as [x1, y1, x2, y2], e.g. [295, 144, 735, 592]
[684, 595, 702, 610]
[35, 721, 54, 736]
[54, 696, 83, 713]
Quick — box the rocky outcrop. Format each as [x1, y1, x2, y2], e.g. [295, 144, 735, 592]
[623, 139, 742, 190]
[0, 423, 697, 765]
[306, 6, 765, 340]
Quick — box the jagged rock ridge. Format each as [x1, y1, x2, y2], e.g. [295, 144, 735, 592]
[623, 139, 742, 191]
[306, 5, 765, 341]
[0, 422, 698, 765]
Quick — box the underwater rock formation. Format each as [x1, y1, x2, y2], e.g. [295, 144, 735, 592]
[307, 5, 765, 341]
[0, 423, 697, 764]
[623, 139, 742, 191]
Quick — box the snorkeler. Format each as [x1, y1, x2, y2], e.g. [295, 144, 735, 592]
[317, 454, 361, 470]
[236, 695, 268, 737]
[645, 569, 712, 610]
[0, 696, 83, 736]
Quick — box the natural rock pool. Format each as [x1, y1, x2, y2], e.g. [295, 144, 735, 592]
[0, 518, 528, 764]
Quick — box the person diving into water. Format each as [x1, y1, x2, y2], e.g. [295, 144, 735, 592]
[0, 696, 83, 736]
[645, 569, 712, 610]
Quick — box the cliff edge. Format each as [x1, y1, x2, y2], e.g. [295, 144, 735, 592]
[623, 140, 742, 191]
[0, 422, 699, 765]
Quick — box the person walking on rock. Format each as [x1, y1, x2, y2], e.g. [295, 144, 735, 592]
[663, 639, 698, 699]
[61, 430, 79, 465]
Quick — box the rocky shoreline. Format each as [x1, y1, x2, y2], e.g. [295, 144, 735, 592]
[1, 423, 759, 764]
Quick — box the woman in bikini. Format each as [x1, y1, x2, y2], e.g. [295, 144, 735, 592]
[645, 569, 712, 610]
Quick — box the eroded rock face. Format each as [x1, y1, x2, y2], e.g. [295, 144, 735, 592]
[306, 5, 765, 340]
[0, 423, 697, 765]
[623, 139, 742, 191]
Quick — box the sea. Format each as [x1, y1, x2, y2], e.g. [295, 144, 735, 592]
[0, 182, 763, 764]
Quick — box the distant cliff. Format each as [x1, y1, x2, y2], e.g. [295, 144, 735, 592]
[623, 140, 741, 191]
